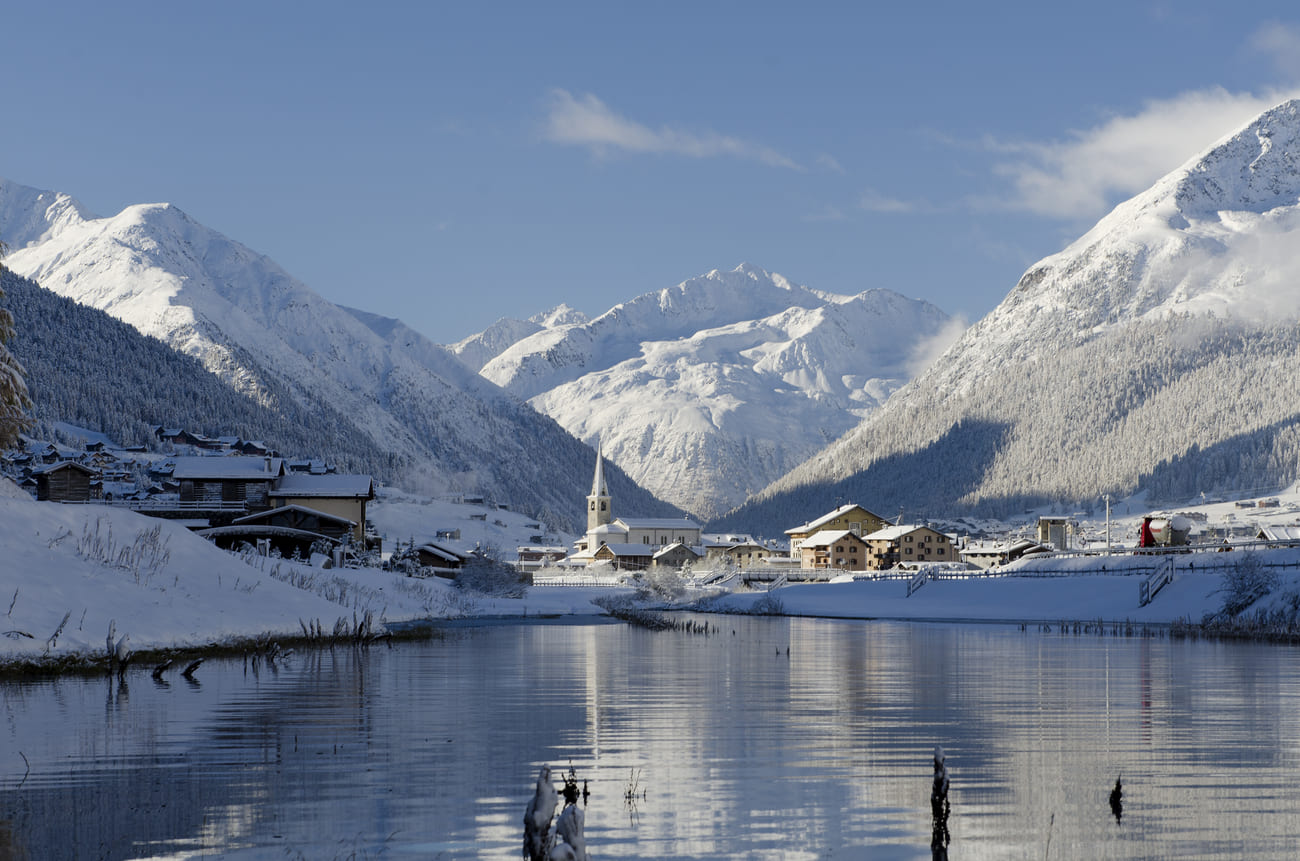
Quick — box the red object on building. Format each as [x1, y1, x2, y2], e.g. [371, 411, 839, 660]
[1138, 517, 1155, 548]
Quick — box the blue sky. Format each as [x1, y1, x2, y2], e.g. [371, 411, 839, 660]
[4, 3, 1300, 344]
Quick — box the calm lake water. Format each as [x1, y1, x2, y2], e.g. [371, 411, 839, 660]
[3, 615, 1300, 859]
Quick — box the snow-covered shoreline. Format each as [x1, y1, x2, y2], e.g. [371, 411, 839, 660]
[5, 481, 1298, 676]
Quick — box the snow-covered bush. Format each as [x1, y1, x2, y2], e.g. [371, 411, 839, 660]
[456, 553, 527, 598]
[1221, 552, 1279, 617]
[635, 566, 689, 601]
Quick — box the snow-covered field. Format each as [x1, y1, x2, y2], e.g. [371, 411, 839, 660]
[0, 480, 607, 669]
[6, 475, 1300, 672]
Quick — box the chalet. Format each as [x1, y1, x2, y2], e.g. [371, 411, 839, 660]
[198, 505, 358, 558]
[961, 538, 1051, 569]
[799, 529, 871, 571]
[234, 439, 274, 456]
[155, 427, 210, 449]
[702, 533, 773, 568]
[653, 542, 704, 570]
[269, 473, 375, 547]
[414, 541, 471, 574]
[32, 461, 100, 502]
[287, 459, 333, 475]
[863, 524, 954, 570]
[516, 545, 568, 573]
[1257, 526, 1300, 545]
[171, 456, 285, 511]
[785, 504, 890, 560]
[592, 543, 654, 571]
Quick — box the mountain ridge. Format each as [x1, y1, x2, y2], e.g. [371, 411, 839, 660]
[0, 179, 676, 530]
[456, 263, 959, 518]
[716, 98, 1300, 536]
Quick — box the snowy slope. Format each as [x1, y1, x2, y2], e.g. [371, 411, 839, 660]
[462, 265, 957, 517]
[726, 98, 1300, 534]
[0, 180, 671, 529]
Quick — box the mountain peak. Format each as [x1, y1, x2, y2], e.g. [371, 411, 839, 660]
[1171, 98, 1300, 218]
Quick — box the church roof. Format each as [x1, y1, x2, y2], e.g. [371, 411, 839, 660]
[590, 442, 609, 497]
[615, 517, 702, 531]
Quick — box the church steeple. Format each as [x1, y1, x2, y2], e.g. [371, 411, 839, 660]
[587, 440, 612, 532]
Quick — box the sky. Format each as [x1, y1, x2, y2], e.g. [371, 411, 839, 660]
[4, 2, 1300, 345]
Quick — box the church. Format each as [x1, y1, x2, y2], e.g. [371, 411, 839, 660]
[570, 444, 702, 569]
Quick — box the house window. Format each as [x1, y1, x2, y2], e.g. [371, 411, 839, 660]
[905, 536, 913, 543]
[905, 547, 913, 555]
[925, 535, 932, 543]
[644, 536, 650, 544]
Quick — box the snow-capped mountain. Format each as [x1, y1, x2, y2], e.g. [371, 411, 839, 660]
[721, 98, 1300, 535]
[0, 180, 674, 529]
[456, 264, 959, 518]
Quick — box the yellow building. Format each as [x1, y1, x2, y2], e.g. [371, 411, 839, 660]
[863, 525, 954, 570]
[785, 504, 889, 560]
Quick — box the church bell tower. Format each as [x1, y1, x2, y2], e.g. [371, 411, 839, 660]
[587, 442, 612, 533]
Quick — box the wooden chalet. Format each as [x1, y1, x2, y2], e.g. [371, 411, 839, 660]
[197, 504, 358, 558]
[172, 456, 285, 512]
[269, 473, 375, 547]
[592, 543, 654, 571]
[32, 461, 100, 502]
[414, 541, 471, 574]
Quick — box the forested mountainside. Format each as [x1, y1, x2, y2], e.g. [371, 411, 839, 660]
[0, 180, 678, 532]
[0, 269, 672, 532]
[716, 99, 1300, 538]
[2, 268, 385, 469]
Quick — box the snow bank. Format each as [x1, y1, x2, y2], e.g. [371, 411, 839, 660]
[0, 489, 611, 668]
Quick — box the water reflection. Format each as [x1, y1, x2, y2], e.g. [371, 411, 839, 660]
[1, 618, 1299, 858]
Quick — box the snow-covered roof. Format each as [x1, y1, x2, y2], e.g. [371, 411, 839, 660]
[594, 543, 655, 558]
[270, 473, 374, 499]
[863, 524, 939, 541]
[799, 529, 866, 549]
[786, 503, 882, 535]
[172, 456, 283, 480]
[416, 542, 468, 563]
[30, 460, 98, 476]
[615, 517, 702, 531]
[652, 542, 703, 560]
[702, 532, 762, 547]
[1258, 526, 1300, 542]
[232, 504, 356, 527]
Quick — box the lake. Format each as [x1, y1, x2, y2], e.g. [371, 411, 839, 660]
[3, 615, 1300, 859]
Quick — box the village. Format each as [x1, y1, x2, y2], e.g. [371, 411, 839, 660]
[7, 425, 1300, 596]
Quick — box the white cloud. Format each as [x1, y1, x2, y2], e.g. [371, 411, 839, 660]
[859, 188, 920, 214]
[815, 153, 845, 174]
[1250, 22, 1300, 80]
[991, 87, 1300, 220]
[542, 89, 801, 170]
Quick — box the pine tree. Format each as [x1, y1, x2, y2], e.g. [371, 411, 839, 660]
[0, 244, 34, 447]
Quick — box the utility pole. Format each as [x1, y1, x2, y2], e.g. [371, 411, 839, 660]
[1103, 494, 1112, 554]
